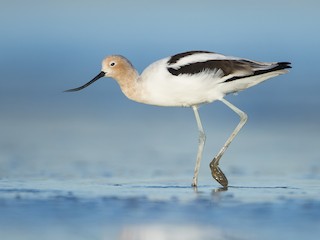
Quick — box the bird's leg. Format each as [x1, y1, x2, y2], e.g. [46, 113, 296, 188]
[210, 98, 248, 187]
[191, 106, 206, 187]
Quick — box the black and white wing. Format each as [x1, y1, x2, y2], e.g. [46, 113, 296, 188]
[166, 51, 291, 83]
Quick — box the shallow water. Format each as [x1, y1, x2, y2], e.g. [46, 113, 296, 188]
[1, 116, 319, 240]
[0, 177, 319, 240]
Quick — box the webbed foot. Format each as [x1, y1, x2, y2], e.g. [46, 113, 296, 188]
[209, 160, 228, 187]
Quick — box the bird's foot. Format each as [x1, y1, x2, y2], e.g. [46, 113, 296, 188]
[209, 159, 228, 187]
[191, 177, 198, 188]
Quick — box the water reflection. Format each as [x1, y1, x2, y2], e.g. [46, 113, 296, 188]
[118, 224, 235, 240]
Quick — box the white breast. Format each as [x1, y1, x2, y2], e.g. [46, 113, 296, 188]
[139, 58, 226, 107]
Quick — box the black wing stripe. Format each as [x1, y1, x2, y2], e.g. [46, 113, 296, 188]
[167, 60, 246, 76]
[167, 51, 213, 65]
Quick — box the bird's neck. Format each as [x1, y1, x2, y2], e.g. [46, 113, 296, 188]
[115, 68, 142, 102]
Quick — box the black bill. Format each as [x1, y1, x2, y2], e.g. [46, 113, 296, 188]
[64, 71, 105, 92]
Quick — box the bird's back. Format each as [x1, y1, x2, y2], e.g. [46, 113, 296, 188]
[139, 51, 291, 107]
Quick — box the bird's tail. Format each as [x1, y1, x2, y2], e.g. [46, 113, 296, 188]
[275, 62, 292, 71]
[255, 62, 292, 75]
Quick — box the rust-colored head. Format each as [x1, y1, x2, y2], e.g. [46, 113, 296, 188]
[64, 55, 137, 92]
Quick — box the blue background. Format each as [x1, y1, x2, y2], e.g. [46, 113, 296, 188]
[0, 0, 319, 179]
[1, 1, 320, 239]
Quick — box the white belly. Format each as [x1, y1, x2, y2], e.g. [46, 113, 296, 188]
[139, 59, 225, 107]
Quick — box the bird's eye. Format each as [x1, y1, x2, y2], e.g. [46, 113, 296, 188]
[110, 62, 116, 67]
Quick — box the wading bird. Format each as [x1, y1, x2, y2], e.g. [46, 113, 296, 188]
[65, 50, 291, 187]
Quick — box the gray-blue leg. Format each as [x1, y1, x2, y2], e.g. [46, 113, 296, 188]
[210, 98, 248, 187]
[192, 106, 206, 187]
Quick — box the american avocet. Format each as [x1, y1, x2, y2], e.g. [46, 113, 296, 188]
[65, 50, 291, 187]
